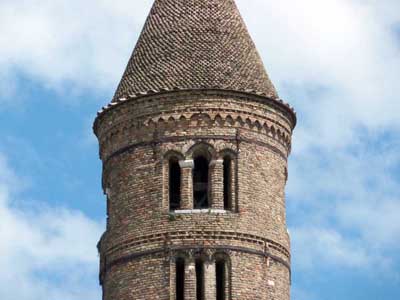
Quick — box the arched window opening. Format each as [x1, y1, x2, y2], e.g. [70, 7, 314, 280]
[169, 158, 181, 211]
[193, 156, 209, 209]
[216, 260, 226, 300]
[223, 156, 232, 210]
[176, 258, 185, 300]
[195, 259, 205, 300]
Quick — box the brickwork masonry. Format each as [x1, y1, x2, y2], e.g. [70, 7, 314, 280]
[94, 90, 295, 300]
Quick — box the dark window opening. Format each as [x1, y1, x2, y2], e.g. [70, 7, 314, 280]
[216, 260, 226, 300]
[195, 259, 205, 300]
[223, 156, 232, 210]
[193, 156, 209, 209]
[169, 158, 181, 210]
[176, 258, 185, 300]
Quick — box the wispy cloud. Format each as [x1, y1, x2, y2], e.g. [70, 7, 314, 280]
[0, 0, 153, 101]
[1, 0, 398, 145]
[239, 0, 400, 149]
[240, 0, 400, 280]
[0, 153, 103, 300]
[291, 227, 373, 269]
[288, 137, 400, 274]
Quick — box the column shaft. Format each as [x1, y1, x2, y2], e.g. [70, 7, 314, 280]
[179, 160, 194, 210]
[170, 259, 176, 300]
[185, 260, 196, 300]
[205, 261, 217, 299]
[210, 160, 224, 210]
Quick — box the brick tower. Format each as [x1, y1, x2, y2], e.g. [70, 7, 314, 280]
[94, 1, 296, 299]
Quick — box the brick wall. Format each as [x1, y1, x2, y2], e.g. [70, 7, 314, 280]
[95, 90, 295, 299]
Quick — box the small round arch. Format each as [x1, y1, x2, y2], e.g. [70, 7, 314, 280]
[164, 150, 185, 162]
[185, 142, 217, 161]
[186, 143, 216, 210]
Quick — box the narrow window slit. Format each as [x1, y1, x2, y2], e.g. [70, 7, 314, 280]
[195, 259, 205, 300]
[216, 260, 226, 300]
[176, 258, 185, 300]
[193, 156, 209, 209]
[169, 158, 181, 210]
[223, 156, 232, 210]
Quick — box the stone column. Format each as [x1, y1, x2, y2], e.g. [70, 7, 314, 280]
[185, 259, 197, 300]
[169, 258, 176, 300]
[179, 160, 194, 210]
[204, 260, 217, 299]
[210, 159, 224, 210]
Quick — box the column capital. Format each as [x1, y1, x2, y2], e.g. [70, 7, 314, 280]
[179, 159, 194, 168]
[209, 159, 223, 167]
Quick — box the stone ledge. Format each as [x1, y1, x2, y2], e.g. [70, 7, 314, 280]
[173, 209, 228, 214]
[100, 244, 291, 284]
[105, 230, 291, 261]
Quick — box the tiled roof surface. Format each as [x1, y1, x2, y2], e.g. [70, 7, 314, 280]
[112, 0, 278, 102]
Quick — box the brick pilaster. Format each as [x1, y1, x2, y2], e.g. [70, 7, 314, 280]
[210, 159, 224, 210]
[204, 260, 217, 299]
[185, 259, 196, 300]
[179, 160, 194, 210]
[169, 259, 176, 300]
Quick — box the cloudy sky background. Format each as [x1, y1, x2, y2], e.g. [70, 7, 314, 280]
[0, 0, 399, 299]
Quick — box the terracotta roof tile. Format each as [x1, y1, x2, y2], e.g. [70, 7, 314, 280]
[112, 0, 278, 102]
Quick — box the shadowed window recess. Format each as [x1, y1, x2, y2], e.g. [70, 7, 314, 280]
[223, 156, 233, 211]
[169, 157, 181, 211]
[216, 259, 227, 300]
[176, 258, 185, 300]
[196, 259, 205, 300]
[193, 156, 209, 209]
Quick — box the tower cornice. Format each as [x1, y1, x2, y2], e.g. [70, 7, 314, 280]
[93, 88, 296, 135]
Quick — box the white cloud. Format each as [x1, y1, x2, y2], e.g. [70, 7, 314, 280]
[287, 138, 400, 273]
[238, 0, 400, 149]
[0, 153, 103, 300]
[291, 227, 372, 269]
[0, 0, 153, 101]
[1, 0, 398, 148]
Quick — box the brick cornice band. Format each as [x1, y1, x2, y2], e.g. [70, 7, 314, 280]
[100, 245, 291, 284]
[102, 231, 290, 261]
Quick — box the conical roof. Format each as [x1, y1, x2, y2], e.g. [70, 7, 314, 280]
[112, 0, 278, 102]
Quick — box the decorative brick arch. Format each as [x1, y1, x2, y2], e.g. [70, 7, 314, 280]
[185, 141, 217, 161]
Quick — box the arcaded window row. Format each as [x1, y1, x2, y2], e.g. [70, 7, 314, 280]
[165, 143, 237, 212]
[175, 254, 230, 300]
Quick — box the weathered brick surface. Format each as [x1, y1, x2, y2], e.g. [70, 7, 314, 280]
[103, 254, 170, 300]
[95, 91, 295, 299]
[94, 1, 296, 299]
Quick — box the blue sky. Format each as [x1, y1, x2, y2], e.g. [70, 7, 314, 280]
[0, 1, 399, 299]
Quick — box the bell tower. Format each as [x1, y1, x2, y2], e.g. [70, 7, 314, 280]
[94, 0, 296, 299]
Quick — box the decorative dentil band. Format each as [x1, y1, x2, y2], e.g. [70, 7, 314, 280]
[101, 230, 290, 262]
[99, 109, 293, 154]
